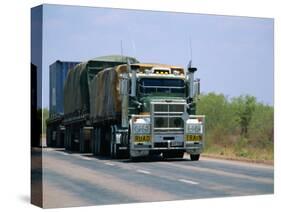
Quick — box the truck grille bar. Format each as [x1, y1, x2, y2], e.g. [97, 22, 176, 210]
[152, 102, 185, 133]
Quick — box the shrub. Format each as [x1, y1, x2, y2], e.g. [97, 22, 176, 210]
[197, 93, 273, 160]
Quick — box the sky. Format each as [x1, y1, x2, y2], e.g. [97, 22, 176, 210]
[39, 4, 273, 108]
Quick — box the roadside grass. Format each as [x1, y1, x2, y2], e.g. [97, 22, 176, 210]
[202, 123, 274, 163]
[197, 93, 274, 163]
[203, 141, 273, 162]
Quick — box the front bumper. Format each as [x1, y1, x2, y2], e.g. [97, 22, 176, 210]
[130, 141, 203, 157]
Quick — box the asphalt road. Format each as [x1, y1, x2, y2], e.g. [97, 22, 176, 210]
[38, 148, 273, 208]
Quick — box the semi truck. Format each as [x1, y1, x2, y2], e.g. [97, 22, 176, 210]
[46, 55, 205, 160]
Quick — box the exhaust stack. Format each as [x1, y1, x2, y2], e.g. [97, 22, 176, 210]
[187, 60, 197, 98]
[120, 71, 129, 128]
[128, 60, 136, 97]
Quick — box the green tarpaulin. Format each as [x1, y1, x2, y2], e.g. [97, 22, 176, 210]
[64, 55, 138, 115]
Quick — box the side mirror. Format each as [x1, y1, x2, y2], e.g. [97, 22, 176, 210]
[188, 67, 197, 73]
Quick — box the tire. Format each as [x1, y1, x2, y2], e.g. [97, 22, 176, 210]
[115, 144, 129, 159]
[163, 152, 184, 159]
[111, 127, 129, 159]
[110, 143, 120, 159]
[115, 144, 122, 159]
[79, 128, 85, 153]
[110, 126, 118, 159]
[92, 128, 97, 155]
[130, 156, 142, 162]
[190, 154, 200, 161]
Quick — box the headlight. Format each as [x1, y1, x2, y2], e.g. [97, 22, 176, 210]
[172, 117, 183, 128]
[133, 124, 151, 134]
[186, 124, 202, 134]
[155, 117, 165, 127]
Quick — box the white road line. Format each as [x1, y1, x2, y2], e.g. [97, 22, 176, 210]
[105, 162, 115, 166]
[44, 148, 52, 152]
[137, 169, 151, 175]
[57, 151, 69, 156]
[72, 155, 92, 161]
[178, 179, 199, 185]
[80, 156, 92, 161]
[56, 151, 94, 161]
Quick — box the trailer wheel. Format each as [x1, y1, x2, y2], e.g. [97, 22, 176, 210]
[92, 128, 98, 155]
[93, 128, 101, 155]
[110, 126, 117, 158]
[190, 154, 200, 161]
[130, 156, 142, 162]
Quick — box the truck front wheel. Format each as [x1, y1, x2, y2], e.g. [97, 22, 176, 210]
[190, 154, 200, 161]
[163, 152, 184, 159]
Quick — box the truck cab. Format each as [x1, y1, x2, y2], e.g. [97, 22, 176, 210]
[120, 63, 205, 160]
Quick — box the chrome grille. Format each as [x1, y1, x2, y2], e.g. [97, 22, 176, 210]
[153, 103, 185, 132]
[154, 104, 168, 112]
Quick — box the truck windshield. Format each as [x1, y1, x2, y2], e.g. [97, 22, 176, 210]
[139, 78, 185, 95]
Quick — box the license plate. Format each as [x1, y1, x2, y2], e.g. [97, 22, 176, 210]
[171, 141, 184, 147]
[186, 134, 202, 141]
[135, 135, 151, 142]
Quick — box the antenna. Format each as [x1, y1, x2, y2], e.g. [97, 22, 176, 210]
[189, 37, 193, 67]
[126, 25, 137, 59]
[131, 39, 136, 60]
[120, 40, 123, 57]
[186, 36, 197, 99]
[189, 37, 193, 61]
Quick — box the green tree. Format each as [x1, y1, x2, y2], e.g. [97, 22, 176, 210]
[231, 95, 256, 138]
[197, 93, 238, 149]
[196, 93, 273, 160]
[248, 103, 274, 147]
[197, 92, 236, 132]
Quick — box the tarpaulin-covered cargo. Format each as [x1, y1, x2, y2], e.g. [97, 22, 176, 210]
[63, 55, 138, 115]
[89, 65, 128, 121]
[88, 62, 185, 122]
